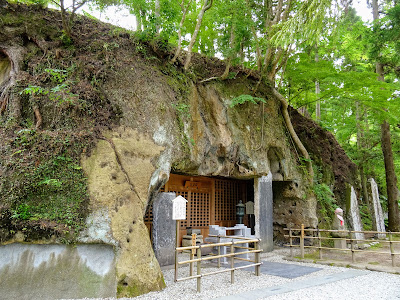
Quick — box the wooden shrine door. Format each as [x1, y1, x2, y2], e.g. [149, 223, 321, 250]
[164, 174, 213, 243]
[144, 174, 249, 245]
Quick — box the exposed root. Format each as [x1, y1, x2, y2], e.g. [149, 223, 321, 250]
[33, 106, 42, 129]
[271, 87, 314, 181]
[0, 94, 8, 114]
[27, 36, 48, 57]
[0, 46, 24, 119]
[199, 76, 219, 83]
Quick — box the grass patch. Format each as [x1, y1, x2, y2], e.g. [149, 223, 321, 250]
[369, 242, 383, 250]
[295, 251, 320, 260]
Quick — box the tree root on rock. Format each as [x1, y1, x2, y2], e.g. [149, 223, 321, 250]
[271, 87, 314, 182]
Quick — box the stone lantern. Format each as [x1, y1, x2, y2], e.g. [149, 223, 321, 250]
[236, 200, 245, 224]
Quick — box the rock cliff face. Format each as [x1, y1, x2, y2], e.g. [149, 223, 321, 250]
[0, 2, 355, 297]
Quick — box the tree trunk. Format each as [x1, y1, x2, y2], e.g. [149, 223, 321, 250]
[171, 0, 192, 63]
[221, 24, 235, 80]
[315, 48, 320, 122]
[356, 102, 370, 207]
[155, 0, 160, 34]
[136, 14, 142, 32]
[373, 0, 400, 231]
[184, 0, 213, 70]
[381, 121, 400, 231]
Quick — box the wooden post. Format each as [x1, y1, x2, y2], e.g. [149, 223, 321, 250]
[289, 228, 293, 257]
[190, 233, 196, 276]
[350, 230, 355, 263]
[300, 224, 305, 259]
[317, 228, 322, 259]
[197, 247, 201, 292]
[255, 239, 260, 276]
[217, 235, 221, 268]
[389, 231, 395, 267]
[230, 242, 235, 284]
[174, 220, 179, 282]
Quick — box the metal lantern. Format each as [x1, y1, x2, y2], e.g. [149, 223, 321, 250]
[236, 200, 245, 224]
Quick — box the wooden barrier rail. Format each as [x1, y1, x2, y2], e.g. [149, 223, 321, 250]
[174, 236, 262, 292]
[284, 225, 400, 267]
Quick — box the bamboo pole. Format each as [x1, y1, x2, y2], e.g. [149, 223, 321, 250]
[197, 247, 201, 292]
[234, 263, 262, 271]
[190, 251, 194, 276]
[289, 227, 293, 257]
[202, 268, 235, 276]
[230, 243, 235, 284]
[350, 230, 355, 263]
[190, 233, 196, 276]
[233, 239, 260, 244]
[318, 228, 322, 259]
[234, 257, 255, 263]
[389, 232, 395, 267]
[176, 274, 201, 282]
[284, 228, 399, 234]
[218, 236, 221, 268]
[179, 263, 263, 282]
[178, 249, 263, 265]
[208, 234, 259, 240]
[300, 224, 305, 259]
[255, 240, 260, 276]
[174, 220, 179, 282]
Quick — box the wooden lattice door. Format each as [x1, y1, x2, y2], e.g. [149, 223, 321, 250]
[144, 174, 249, 245]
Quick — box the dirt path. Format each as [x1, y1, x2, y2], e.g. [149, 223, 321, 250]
[287, 236, 400, 273]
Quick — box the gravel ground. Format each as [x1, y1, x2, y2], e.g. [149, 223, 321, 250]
[121, 248, 400, 300]
[266, 271, 400, 300]
[83, 248, 400, 300]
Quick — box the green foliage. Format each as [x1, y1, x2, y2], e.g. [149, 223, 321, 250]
[172, 102, 190, 114]
[313, 167, 336, 225]
[12, 204, 32, 220]
[20, 67, 84, 108]
[229, 95, 266, 108]
[359, 204, 372, 231]
[1, 129, 90, 242]
[282, 7, 400, 204]
[369, 242, 383, 250]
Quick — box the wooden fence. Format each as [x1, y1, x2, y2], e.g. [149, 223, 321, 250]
[174, 236, 262, 292]
[284, 224, 400, 267]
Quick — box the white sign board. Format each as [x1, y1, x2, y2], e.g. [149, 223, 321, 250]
[172, 195, 187, 220]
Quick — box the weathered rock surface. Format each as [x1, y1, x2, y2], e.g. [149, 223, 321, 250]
[0, 2, 357, 297]
[81, 128, 165, 296]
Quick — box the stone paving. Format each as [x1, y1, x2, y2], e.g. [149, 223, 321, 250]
[215, 269, 368, 300]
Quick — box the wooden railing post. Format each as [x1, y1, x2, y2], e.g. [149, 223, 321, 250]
[300, 224, 305, 259]
[350, 230, 355, 263]
[317, 228, 322, 259]
[190, 233, 196, 276]
[389, 231, 395, 267]
[197, 247, 201, 292]
[217, 235, 221, 268]
[230, 242, 235, 284]
[255, 239, 260, 276]
[289, 227, 293, 257]
[174, 220, 179, 282]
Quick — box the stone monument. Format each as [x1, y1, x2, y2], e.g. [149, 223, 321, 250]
[152, 192, 176, 266]
[331, 207, 347, 249]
